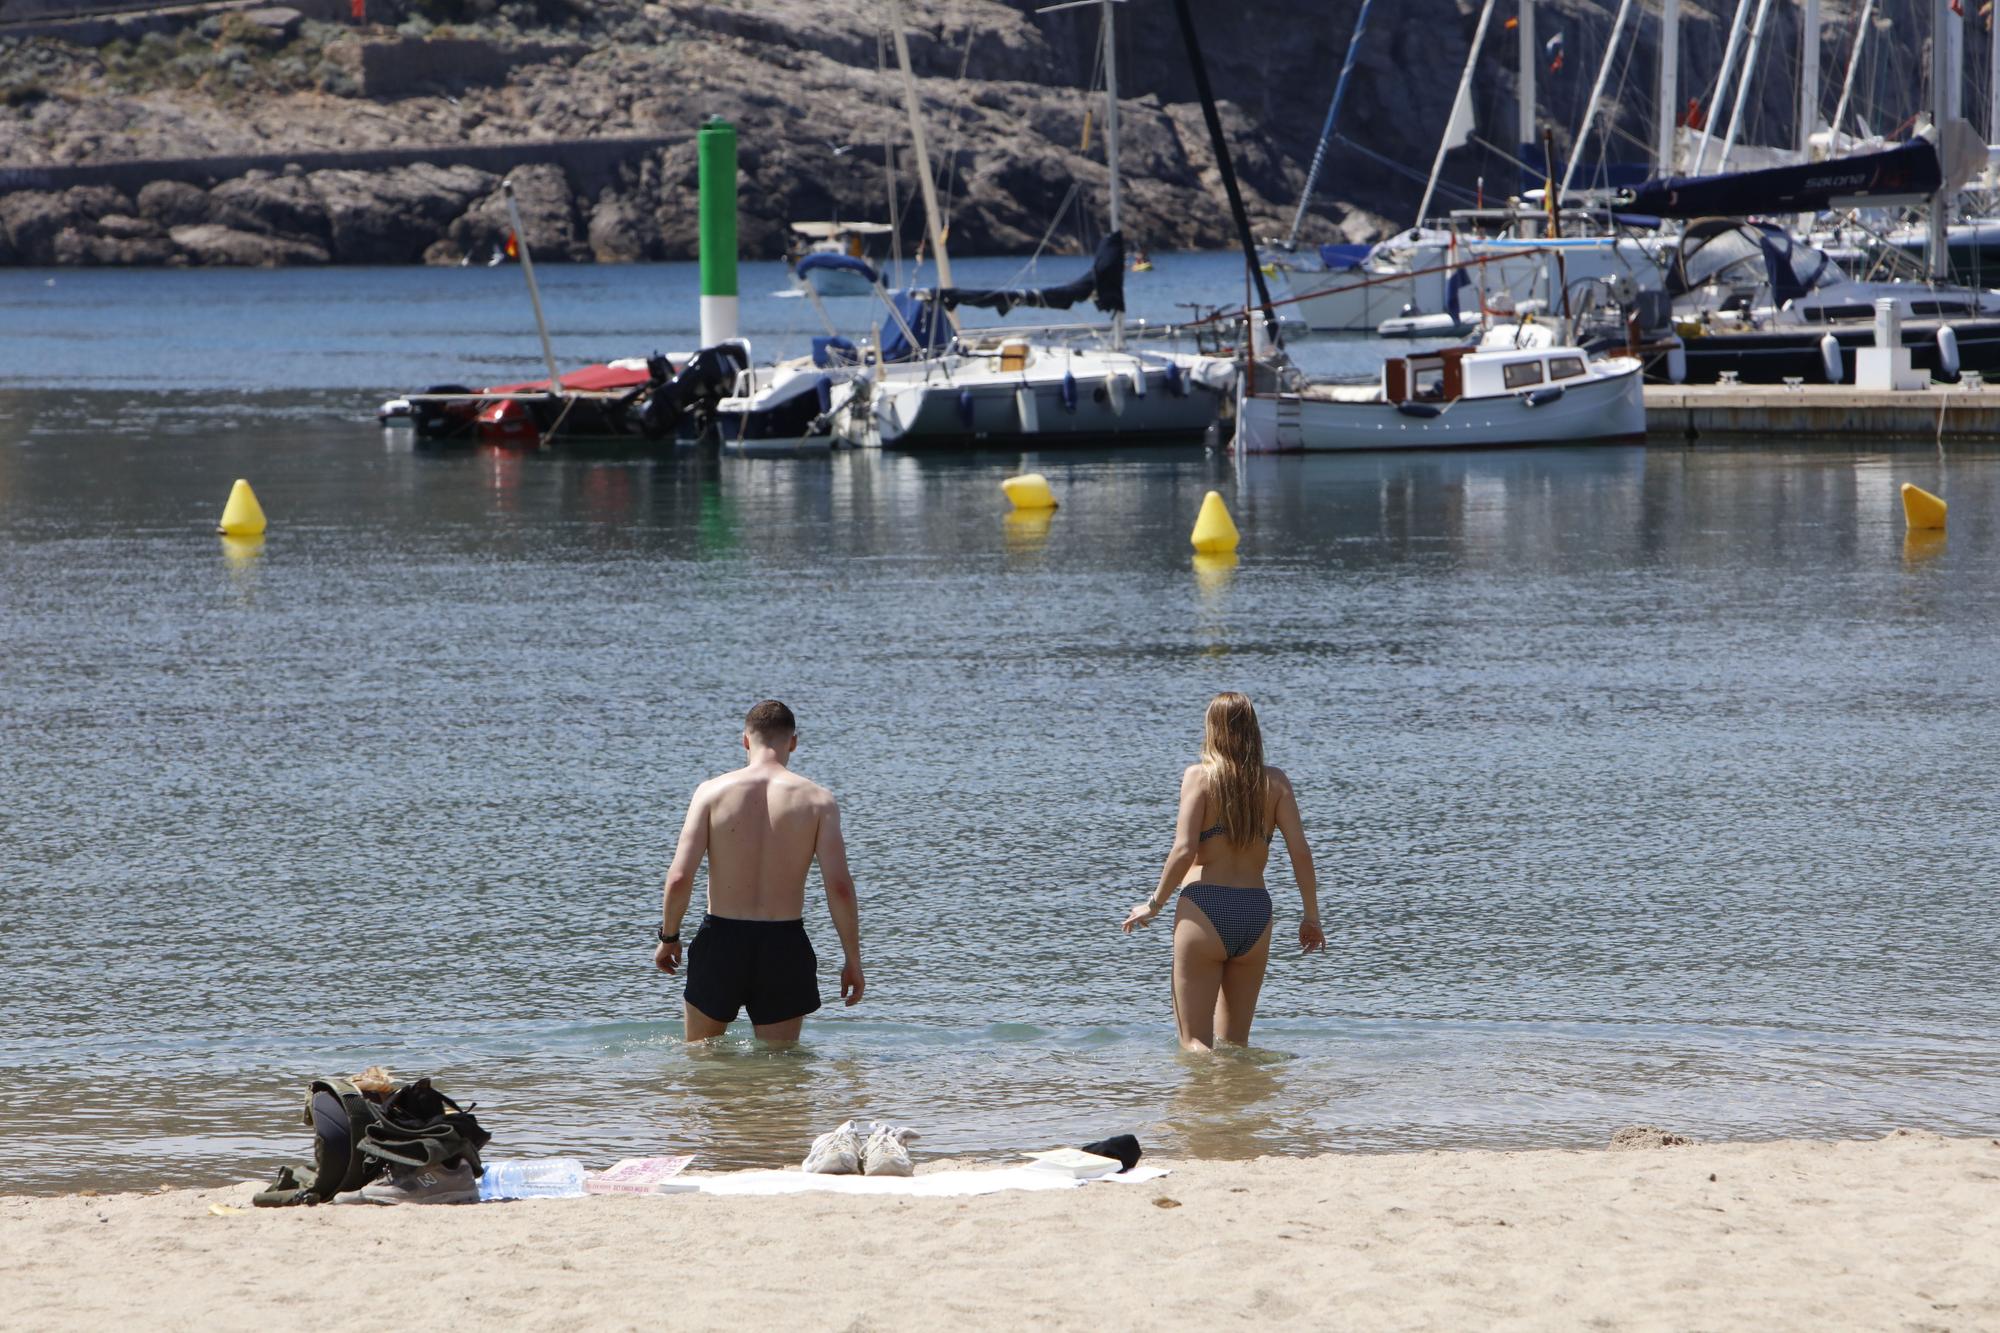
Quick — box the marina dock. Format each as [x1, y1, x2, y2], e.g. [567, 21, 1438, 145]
[1645, 384, 2000, 441]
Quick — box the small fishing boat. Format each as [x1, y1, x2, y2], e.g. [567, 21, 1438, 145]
[789, 222, 895, 297]
[1236, 334, 1644, 453]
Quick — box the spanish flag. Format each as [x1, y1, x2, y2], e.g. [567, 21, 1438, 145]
[504, 231, 518, 260]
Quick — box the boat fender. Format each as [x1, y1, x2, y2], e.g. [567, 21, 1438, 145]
[1128, 367, 1147, 399]
[958, 387, 976, 429]
[1015, 386, 1040, 434]
[1664, 340, 1688, 385]
[816, 374, 834, 415]
[1105, 370, 1127, 417]
[1061, 370, 1078, 413]
[1522, 385, 1565, 408]
[1395, 401, 1443, 418]
[1937, 325, 1961, 382]
[1818, 333, 1843, 384]
[1164, 362, 1186, 397]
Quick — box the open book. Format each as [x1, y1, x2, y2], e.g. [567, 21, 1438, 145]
[585, 1155, 697, 1195]
[1021, 1148, 1122, 1180]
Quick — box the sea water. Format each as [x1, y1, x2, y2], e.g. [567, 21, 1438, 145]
[2, 258, 1998, 1194]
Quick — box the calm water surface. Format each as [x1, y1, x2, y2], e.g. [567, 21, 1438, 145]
[2, 261, 1997, 1194]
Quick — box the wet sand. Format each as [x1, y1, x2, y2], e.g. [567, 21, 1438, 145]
[9, 1132, 1996, 1330]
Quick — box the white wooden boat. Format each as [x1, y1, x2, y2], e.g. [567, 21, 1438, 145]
[1236, 340, 1644, 453]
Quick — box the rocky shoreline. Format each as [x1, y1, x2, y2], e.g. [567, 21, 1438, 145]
[0, 0, 1830, 267]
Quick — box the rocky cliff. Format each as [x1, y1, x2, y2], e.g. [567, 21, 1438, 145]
[0, 0, 1934, 267]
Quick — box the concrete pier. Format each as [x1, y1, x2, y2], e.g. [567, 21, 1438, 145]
[1646, 384, 2000, 441]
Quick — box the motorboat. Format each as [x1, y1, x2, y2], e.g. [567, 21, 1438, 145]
[378, 343, 751, 446]
[1236, 330, 1644, 453]
[789, 221, 894, 297]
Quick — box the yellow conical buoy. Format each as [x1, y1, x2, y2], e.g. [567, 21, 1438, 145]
[1190, 490, 1239, 553]
[1900, 482, 1946, 531]
[1001, 472, 1057, 511]
[217, 479, 267, 536]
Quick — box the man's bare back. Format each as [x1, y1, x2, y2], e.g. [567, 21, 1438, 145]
[653, 701, 862, 1043]
[699, 763, 838, 921]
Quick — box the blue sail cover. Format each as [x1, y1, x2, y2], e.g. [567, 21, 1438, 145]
[1620, 140, 1942, 219]
[797, 252, 880, 284]
[878, 291, 948, 363]
[1317, 243, 1372, 270]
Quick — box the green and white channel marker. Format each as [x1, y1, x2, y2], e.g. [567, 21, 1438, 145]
[698, 117, 739, 347]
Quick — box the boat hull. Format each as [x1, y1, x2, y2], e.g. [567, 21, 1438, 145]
[870, 366, 1223, 449]
[1669, 320, 2000, 384]
[1238, 365, 1646, 452]
[801, 269, 876, 299]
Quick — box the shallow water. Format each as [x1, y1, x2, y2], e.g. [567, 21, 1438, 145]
[3, 261, 1998, 1194]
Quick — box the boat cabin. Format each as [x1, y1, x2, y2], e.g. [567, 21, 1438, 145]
[1384, 346, 1591, 403]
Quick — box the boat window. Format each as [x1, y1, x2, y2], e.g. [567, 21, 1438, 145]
[1547, 356, 1586, 381]
[1502, 360, 1545, 389]
[1413, 366, 1446, 400]
[1803, 305, 1873, 323]
[1909, 300, 1969, 317]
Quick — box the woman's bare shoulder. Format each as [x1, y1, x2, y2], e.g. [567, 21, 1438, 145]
[1265, 765, 1295, 792]
[1180, 763, 1207, 788]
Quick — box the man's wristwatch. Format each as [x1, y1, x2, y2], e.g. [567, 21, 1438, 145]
[657, 926, 679, 944]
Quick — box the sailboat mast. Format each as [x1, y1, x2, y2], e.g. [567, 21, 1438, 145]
[1798, 0, 1819, 157]
[1558, 0, 1637, 199]
[1693, 0, 1752, 174]
[1414, 0, 1498, 228]
[1102, 0, 1124, 350]
[1930, 0, 1950, 279]
[1518, 0, 1536, 168]
[1716, 0, 1775, 172]
[1655, 0, 1679, 175]
[1991, 0, 1999, 145]
[1828, 0, 1876, 152]
[1286, 0, 1376, 250]
[890, 7, 952, 288]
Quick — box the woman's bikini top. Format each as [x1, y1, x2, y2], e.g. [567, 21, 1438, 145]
[1198, 821, 1275, 844]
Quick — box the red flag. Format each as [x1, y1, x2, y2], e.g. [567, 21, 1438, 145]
[504, 232, 518, 260]
[350, 0, 365, 19]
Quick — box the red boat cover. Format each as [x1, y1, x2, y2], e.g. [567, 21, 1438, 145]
[484, 363, 660, 394]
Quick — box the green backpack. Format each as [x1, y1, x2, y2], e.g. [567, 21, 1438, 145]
[252, 1076, 491, 1207]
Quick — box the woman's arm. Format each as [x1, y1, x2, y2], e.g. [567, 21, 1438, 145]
[1122, 766, 1205, 932]
[1271, 770, 1325, 954]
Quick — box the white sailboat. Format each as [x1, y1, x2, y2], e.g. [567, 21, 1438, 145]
[831, 0, 1232, 449]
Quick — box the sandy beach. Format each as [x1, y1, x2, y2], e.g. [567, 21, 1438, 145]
[8, 1131, 1994, 1330]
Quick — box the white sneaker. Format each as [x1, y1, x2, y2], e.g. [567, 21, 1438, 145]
[862, 1125, 913, 1177]
[802, 1121, 862, 1175]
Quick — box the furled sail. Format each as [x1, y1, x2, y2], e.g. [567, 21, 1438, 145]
[928, 233, 1127, 317]
[1619, 139, 1942, 219]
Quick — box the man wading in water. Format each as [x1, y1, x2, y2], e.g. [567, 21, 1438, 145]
[654, 700, 864, 1042]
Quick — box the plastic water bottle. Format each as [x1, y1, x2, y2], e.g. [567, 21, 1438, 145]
[478, 1158, 587, 1201]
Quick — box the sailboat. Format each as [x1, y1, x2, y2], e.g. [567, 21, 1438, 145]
[827, 0, 1232, 449]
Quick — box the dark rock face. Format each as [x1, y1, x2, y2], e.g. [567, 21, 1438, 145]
[311, 163, 496, 263]
[169, 222, 330, 265]
[209, 173, 331, 243]
[0, 0, 1910, 267]
[137, 182, 212, 229]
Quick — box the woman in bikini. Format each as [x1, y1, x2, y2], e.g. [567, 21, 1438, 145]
[1121, 691, 1324, 1051]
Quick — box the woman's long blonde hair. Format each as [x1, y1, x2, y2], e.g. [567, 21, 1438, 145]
[1200, 691, 1267, 846]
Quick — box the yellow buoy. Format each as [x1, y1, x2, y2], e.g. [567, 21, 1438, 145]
[217, 479, 267, 536]
[1190, 490, 1239, 553]
[1001, 472, 1057, 511]
[1900, 482, 1946, 531]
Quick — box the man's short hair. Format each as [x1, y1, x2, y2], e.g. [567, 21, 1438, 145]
[744, 699, 797, 740]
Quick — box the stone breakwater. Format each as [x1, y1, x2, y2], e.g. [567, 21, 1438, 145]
[0, 0, 1832, 267]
